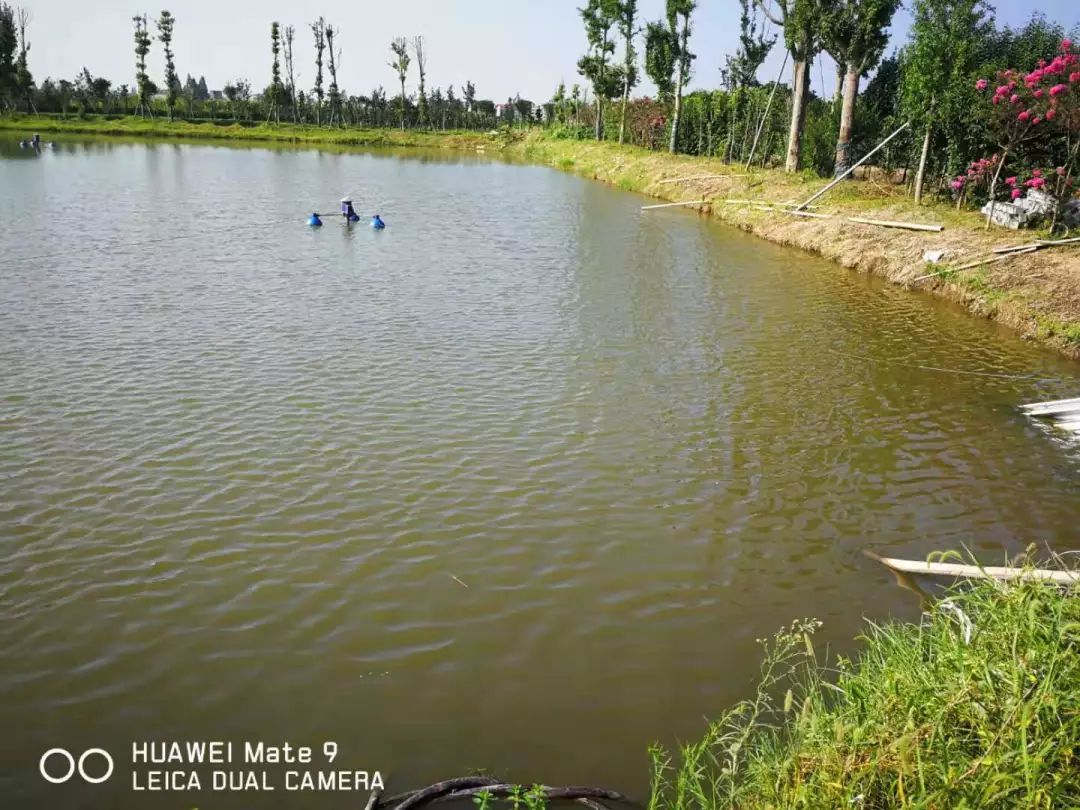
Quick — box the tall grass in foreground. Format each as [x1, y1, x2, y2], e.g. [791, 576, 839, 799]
[649, 572, 1080, 809]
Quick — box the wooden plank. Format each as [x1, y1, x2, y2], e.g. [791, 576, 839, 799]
[993, 236, 1080, 254]
[868, 552, 1080, 584]
[641, 200, 709, 211]
[1020, 396, 1080, 415]
[846, 217, 944, 232]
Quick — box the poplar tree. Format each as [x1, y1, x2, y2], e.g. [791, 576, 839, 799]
[413, 36, 428, 128]
[644, 20, 676, 103]
[389, 37, 410, 130]
[311, 17, 325, 125]
[821, 0, 901, 176]
[616, 0, 639, 144]
[156, 10, 177, 120]
[0, 3, 15, 107]
[283, 25, 296, 122]
[577, 0, 619, 140]
[268, 21, 283, 123]
[667, 0, 697, 153]
[132, 14, 154, 117]
[757, 0, 830, 172]
[325, 23, 341, 125]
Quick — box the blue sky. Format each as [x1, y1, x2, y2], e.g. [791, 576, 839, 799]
[25, 1, 1080, 102]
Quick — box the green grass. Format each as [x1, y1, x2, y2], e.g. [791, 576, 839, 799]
[0, 112, 511, 151]
[649, 560, 1080, 809]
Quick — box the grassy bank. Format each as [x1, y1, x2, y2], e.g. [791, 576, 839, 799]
[0, 113, 501, 150]
[5, 114, 1080, 357]
[649, 569, 1080, 809]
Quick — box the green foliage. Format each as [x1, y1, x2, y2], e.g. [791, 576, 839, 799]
[644, 21, 677, 103]
[132, 14, 154, 115]
[0, 2, 16, 106]
[821, 0, 899, 76]
[389, 36, 410, 129]
[650, 570, 1080, 809]
[724, 0, 775, 89]
[156, 11, 178, 118]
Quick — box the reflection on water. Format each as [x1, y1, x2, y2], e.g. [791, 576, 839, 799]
[1, 136, 1079, 808]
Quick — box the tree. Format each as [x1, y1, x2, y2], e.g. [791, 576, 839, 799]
[577, 0, 619, 140]
[901, 0, 994, 203]
[616, 0, 639, 144]
[726, 0, 776, 88]
[644, 21, 677, 103]
[325, 23, 341, 125]
[389, 37, 410, 130]
[283, 25, 296, 121]
[14, 5, 32, 111]
[268, 21, 283, 123]
[311, 17, 325, 125]
[156, 10, 178, 120]
[667, 0, 697, 153]
[413, 36, 428, 128]
[0, 2, 16, 108]
[821, 0, 900, 176]
[132, 14, 153, 117]
[757, 0, 829, 171]
[464, 80, 476, 114]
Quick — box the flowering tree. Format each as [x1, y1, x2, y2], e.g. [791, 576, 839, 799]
[969, 39, 1080, 228]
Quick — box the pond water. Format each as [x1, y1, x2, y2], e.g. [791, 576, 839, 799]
[2, 136, 1080, 808]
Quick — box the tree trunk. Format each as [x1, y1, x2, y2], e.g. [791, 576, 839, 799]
[784, 58, 809, 173]
[668, 18, 690, 154]
[834, 61, 845, 103]
[984, 149, 1009, 230]
[913, 121, 932, 205]
[618, 73, 630, 144]
[833, 67, 860, 177]
[595, 91, 602, 140]
[400, 78, 406, 131]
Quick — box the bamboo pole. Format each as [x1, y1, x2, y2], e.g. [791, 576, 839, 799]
[744, 50, 789, 171]
[794, 121, 911, 211]
[722, 199, 818, 208]
[753, 206, 833, 219]
[993, 236, 1080, 254]
[845, 217, 943, 232]
[866, 551, 1080, 585]
[641, 199, 709, 210]
[911, 246, 1038, 282]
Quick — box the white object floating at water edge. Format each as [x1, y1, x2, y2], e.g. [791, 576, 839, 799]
[867, 552, 1080, 585]
[1019, 396, 1080, 416]
[1019, 395, 1080, 436]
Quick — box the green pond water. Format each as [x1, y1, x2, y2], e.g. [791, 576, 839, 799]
[1, 135, 1079, 809]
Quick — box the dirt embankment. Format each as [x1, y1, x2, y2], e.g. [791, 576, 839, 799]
[510, 134, 1080, 359]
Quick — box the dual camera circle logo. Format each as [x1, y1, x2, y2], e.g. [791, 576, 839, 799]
[39, 748, 114, 784]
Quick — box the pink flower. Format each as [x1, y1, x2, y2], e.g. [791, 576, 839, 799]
[1032, 116, 1042, 125]
[1005, 176, 1017, 186]
[1046, 108, 1056, 120]
[1049, 84, 1067, 96]
[1072, 72, 1080, 83]
[1033, 89, 1044, 98]
[1018, 110, 1031, 122]
[1063, 39, 1074, 50]
[1057, 166, 1067, 176]
[1011, 188, 1022, 199]
[975, 78, 988, 90]
[992, 95, 1001, 105]
[1010, 94, 1021, 104]
[1033, 169, 1042, 177]
[951, 179, 964, 190]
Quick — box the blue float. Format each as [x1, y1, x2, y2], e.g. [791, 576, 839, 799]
[371, 214, 386, 230]
[308, 212, 323, 227]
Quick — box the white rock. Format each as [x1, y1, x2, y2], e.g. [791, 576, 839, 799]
[923, 249, 947, 263]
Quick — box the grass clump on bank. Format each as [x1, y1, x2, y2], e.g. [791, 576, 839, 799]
[649, 571, 1080, 809]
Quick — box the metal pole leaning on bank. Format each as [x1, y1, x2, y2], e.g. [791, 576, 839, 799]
[793, 121, 911, 211]
[744, 50, 789, 171]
